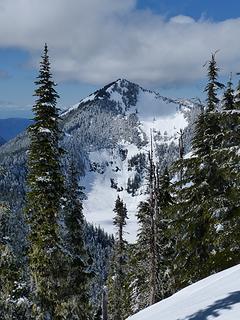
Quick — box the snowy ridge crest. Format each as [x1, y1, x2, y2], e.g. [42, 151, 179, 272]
[60, 79, 200, 241]
[0, 79, 200, 241]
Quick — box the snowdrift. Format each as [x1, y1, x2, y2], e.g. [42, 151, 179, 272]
[127, 264, 240, 320]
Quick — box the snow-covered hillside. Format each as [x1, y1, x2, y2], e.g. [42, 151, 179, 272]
[127, 264, 240, 320]
[62, 79, 199, 241]
[0, 79, 200, 241]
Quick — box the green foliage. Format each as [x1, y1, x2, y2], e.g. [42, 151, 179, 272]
[204, 53, 224, 112]
[170, 54, 240, 290]
[108, 197, 130, 320]
[25, 44, 70, 319]
[0, 202, 31, 319]
[222, 75, 234, 110]
[155, 168, 175, 298]
[129, 166, 174, 313]
[212, 75, 240, 270]
[62, 162, 92, 319]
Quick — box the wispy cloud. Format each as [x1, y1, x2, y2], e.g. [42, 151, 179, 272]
[0, 0, 240, 86]
[0, 100, 32, 118]
[0, 69, 10, 79]
[0, 99, 15, 107]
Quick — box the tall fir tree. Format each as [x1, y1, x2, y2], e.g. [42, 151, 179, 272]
[63, 161, 92, 319]
[170, 53, 225, 288]
[108, 196, 129, 320]
[155, 167, 175, 299]
[134, 144, 159, 308]
[222, 75, 234, 110]
[204, 52, 224, 112]
[132, 146, 173, 311]
[234, 77, 240, 109]
[212, 74, 240, 269]
[25, 44, 69, 319]
[133, 166, 174, 310]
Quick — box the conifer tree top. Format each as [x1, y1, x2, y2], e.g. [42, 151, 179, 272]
[222, 74, 234, 110]
[113, 196, 128, 229]
[234, 78, 240, 110]
[204, 53, 224, 112]
[29, 44, 60, 139]
[33, 43, 59, 116]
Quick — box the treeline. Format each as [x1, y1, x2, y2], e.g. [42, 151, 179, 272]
[107, 53, 240, 319]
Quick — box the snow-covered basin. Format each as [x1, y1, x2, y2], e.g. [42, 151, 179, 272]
[82, 109, 188, 243]
[127, 264, 240, 320]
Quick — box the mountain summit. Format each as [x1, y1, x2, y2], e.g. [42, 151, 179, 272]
[61, 79, 199, 240]
[63, 78, 196, 117]
[0, 79, 200, 240]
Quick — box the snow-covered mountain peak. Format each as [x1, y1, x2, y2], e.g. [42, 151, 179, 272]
[0, 79, 201, 241]
[62, 78, 197, 119]
[59, 80, 200, 241]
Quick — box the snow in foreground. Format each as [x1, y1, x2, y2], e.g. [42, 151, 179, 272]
[127, 264, 240, 320]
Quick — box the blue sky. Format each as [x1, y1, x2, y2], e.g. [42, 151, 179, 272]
[137, 0, 240, 21]
[0, 0, 240, 118]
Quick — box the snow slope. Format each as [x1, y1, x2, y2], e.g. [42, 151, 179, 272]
[72, 79, 197, 241]
[0, 79, 200, 242]
[83, 144, 147, 240]
[82, 107, 188, 241]
[127, 264, 240, 320]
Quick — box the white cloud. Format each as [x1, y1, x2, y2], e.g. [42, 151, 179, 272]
[1, 0, 240, 87]
[169, 15, 195, 24]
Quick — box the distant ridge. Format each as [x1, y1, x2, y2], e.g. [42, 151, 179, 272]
[0, 78, 200, 240]
[0, 118, 32, 141]
[0, 135, 5, 146]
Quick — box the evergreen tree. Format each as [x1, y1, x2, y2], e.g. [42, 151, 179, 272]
[234, 77, 240, 110]
[25, 44, 68, 319]
[133, 200, 154, 310]
[155, 167, 175, 299]
[132, 166, 174, 310]
[221, 75, 240, 148]
[204, 52, 224, 112]
[0, 202, 30, 319]
[222, 75, 234, 110]
[200, 52, 224, 152]
[131, 148, 168, 312]
[170, 54, 225, 288]
[93, 306, 102, 320]
[212, 74, 240, 269]
[108, 196, 129, 320]
[63, 161, 92, 319]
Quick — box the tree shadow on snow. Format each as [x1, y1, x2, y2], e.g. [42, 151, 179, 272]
[178, 291, 240, 320]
